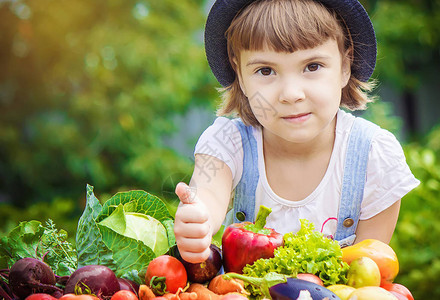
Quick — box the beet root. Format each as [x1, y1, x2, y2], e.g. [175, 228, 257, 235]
[64, 265, 120, 298]
[9, 257, 61, 299]
[117, 278, 139, 296]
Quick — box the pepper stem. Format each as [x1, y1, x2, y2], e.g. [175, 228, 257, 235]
[254, 205, 272, 231]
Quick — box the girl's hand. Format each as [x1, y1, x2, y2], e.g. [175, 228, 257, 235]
[174, 182, 213, 263]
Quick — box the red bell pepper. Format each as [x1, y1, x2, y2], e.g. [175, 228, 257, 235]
[222, 206, 284, 273]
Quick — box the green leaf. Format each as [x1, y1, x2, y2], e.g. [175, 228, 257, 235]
[98, 204, 127, 234]
[76, 184, 115, 268]
[243, 219, 349, 297]
[40, 219, 77, 276]
[98, 224, 155, 283]
[0, 220, 45, 268]
[97, 190, 173, 223]
[223, 272, 288, 299]
[162, 218, 176, 248]
[0, 220, 77, 276]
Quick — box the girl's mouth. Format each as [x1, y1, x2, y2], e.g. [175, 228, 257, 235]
[282, 112, 311, 123]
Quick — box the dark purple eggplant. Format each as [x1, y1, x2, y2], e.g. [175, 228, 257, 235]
[269, 278, 340, 300]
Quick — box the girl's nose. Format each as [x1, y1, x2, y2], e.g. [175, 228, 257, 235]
[279, 76, 305, 103]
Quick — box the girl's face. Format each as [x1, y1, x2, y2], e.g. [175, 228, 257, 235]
[237, 39, 350, 146]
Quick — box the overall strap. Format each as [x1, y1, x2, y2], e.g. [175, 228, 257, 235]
[335, 117, 379, 247]
[231, 119, 259, 223]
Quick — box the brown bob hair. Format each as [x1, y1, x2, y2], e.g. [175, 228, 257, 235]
[216, 0, 375, 127]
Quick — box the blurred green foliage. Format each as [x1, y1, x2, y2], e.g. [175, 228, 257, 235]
[391, 127, 440, 299]
[0, 0, 216, 210]
[361, 101, 440, 298]
[360, 0, 440, 90]
[0, 0, 439, 298]
[360, 2, 440, 296]
[370, 0, 440, 91]
[0, 197, 78, 243]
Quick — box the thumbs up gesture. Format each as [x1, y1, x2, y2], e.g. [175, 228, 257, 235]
[174, 182, 213, 263]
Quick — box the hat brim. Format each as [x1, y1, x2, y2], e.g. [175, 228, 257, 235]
[204, 0, 376, 87]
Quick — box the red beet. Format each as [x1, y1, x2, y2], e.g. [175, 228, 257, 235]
[64, 265, 120, 298]
[9, 257, 60, 299]
[117, 278, 139, 296]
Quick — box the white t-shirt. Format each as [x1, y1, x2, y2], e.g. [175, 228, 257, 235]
[194, 110, 420, 237]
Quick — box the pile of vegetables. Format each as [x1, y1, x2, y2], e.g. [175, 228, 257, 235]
[241, 219, 350, 297]
[0, 185, 175, 299]
[0, 185, 415, 300]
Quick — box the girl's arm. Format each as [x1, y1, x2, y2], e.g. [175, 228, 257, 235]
[174, 154, 233, 263]
[354, 199, 401, 244]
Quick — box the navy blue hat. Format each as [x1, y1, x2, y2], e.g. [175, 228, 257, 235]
[205, 0, 377, 86]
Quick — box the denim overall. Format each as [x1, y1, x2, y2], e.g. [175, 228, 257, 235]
[230, 116, 379, 247]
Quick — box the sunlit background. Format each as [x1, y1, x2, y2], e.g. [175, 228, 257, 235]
[1, 0, 439, 298]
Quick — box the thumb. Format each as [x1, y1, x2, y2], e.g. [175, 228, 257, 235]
[175, 182, 197, 205]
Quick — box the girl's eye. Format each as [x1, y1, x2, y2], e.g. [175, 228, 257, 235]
[305, 63, 321, 72]
[257, 67, 274, 76]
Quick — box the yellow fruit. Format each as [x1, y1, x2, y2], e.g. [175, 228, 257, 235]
[342, 239, 399, 285]
[347, 257, 381, 288]
[326, 284, 356, 300]
[348, 286, 398, 300]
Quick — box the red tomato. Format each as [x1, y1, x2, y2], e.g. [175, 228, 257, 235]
[111, 290, 139, 300]
[146, 255, 187, 294]
[25, 294, 58, 300]
[296, 273, 324, 286]
[381, 282, 414, 300]
[59, 294, 100, 300]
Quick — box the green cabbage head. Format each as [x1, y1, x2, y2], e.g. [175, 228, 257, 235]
[99, 206, 169, 256]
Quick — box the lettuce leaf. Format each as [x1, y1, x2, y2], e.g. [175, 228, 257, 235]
[243, 219, 349, 297]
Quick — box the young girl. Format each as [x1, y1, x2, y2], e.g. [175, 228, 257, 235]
[173, 0, 420, 264]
